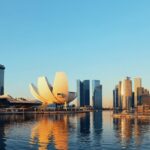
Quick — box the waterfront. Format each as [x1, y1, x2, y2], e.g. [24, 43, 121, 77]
[0, 111, 150, 150]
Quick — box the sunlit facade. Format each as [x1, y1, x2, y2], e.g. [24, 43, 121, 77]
[29, 72, 76, 105]
[121, 77, 132, 110]
[134, 78, 142, 107]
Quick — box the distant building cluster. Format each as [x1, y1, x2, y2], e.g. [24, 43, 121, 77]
[113, 77, 150, 111]
[77, 80, 102, 109]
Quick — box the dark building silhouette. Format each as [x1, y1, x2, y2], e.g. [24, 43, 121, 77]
[0, 64, 5, 95]
[113, 86, 119, 109]
[77, 80, 90, 107]
[92, 80, 102, 109]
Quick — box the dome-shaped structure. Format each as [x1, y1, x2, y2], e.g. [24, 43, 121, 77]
[29, 72, 76, 105]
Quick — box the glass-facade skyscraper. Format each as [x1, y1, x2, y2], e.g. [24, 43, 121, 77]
[113, 86, 119, 109]
[77, 80, 90, 107]
[0, 65, 5, 95]
[92, 80, 102, 109]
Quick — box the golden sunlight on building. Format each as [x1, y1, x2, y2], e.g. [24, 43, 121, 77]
[29, 72, 76, 105]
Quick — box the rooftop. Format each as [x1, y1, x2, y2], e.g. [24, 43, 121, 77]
[0, 64, 5, 70]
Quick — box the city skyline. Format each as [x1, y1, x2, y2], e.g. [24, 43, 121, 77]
[1, 0, 150, 107]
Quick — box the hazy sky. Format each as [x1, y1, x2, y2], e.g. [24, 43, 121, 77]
[1, 0, 150, 107]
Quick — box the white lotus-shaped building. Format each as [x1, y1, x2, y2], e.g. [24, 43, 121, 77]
[29, 72, 76, 105]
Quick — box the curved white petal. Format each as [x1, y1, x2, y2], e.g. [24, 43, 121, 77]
[29, 84, 48, 104]
[53, 72, 68, 104]
[68, 92, 76, 103]
[37, 77, 59, 104]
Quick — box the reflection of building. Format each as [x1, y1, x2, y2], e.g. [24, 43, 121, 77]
[0, 64, 5, 95]
[113, 117, 149, 148]
[93, 111, 102, 135]
[92, 80, 102, 109]
[31, 115, 68, 150]
[77, 80, 90, 107]
[30, 72, 76, 105]
[0, 121, 6, 150]
[134, 78, 142, 107]
[80, 112, 90, 134]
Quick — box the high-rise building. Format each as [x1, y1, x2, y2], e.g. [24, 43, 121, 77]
[113, 85, 118, 109]
[77, 80, 83, 107]
[0, 64, 5, 95]
[134, 78, 142, 107]
[77, 80, 90, 107]
[113, 81, 122, 110]
[92, 80, 102, 109]
[121, 77, 132, 110]
[82, 80, 90, 106]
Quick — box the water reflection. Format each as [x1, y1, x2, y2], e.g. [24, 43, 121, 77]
[113, 117, 150, 149]
[0, 120, 6, 150]
[0, 112, 149, 150]
[30, 115, 68, 150]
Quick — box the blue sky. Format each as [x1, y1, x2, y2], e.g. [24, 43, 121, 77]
[0, 0, 150, 107]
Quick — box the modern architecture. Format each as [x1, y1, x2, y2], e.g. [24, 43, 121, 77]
[134, 78, 142, 107]
[92, 80, 102, 109]
[29, 72, 76, 105]
[0, 64, 5, 95]
[77, 80, 90, 107]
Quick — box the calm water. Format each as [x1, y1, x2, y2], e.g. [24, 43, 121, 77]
[0, 111, 150, 150]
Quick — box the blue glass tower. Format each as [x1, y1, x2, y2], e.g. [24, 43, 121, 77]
[77, 80, 90, 107]
[92, 80, 102, 109]
[0, 65, 5, 95]
[113, 86, 119, 109]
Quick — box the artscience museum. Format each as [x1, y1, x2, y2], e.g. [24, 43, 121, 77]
[29, 72, 76, 105]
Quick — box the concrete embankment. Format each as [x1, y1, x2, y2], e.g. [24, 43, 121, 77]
[113, 113, 150, 119]
[0, 110, 94, 115]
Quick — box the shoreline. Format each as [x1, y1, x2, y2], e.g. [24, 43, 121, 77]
[113, 113, 150, 119]
[0, 110, 95, 115]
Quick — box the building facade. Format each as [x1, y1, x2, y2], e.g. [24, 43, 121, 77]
[134, 78, 142, 107]
[113, 86, 118, 109]
[77, 80, 90, 107]
[0, 65, 5, 95]
[121, 77, 132, 110]
[92, 80, 102, 109]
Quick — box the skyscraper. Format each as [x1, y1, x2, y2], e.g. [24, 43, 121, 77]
[118, 81, 122, 109]
[121, 77, 132, 110]
[113, 85, 118, 109]
[134, 78, 142, 107]
[77, 80, 83, 107]
[92, 80, 102, 109]
[0, 65, 5, 95]
[77, 80, 90, 107]
[113, 81, 122, 110]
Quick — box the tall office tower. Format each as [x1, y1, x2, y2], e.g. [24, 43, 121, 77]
[77, 80, 90, 107]
[0, 65, 5, 95]
[134, 78, 142, 107]
[118, 81, 122, 109]
[77, 80, 83, 107]
[113, 85, 118, 109]
[92, 80, 102, 109]
[82, 80, 90, 106]
[113, 81, 122, 110]
[121, 77, 132, 110]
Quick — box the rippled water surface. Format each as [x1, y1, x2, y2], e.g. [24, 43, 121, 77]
[0, 111, 150, 150]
